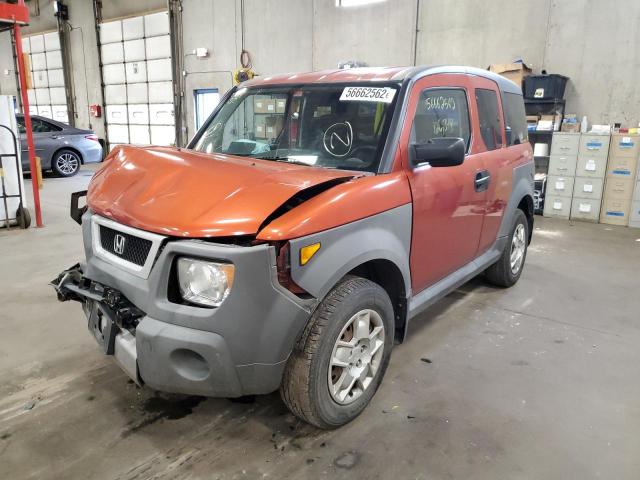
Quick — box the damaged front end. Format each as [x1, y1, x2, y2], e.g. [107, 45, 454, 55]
[51, 264, 143, 383]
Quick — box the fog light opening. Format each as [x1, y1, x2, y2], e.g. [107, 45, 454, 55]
[170, 348, 210, 382]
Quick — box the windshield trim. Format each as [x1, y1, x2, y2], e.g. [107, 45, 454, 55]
[187, 81, 402, 174]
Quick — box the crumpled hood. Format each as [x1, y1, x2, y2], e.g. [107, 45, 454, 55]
[88, 146, 356, 237]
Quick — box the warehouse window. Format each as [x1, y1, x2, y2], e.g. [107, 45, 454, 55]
[411, 88, 470, 150]
[194, 89, 220, 130]
[475, 88, 503, 151]
[503, 92, 528, 146]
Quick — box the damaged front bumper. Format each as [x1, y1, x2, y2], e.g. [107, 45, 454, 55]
[52, 211, 317, 398]
[52, 264, 144, 384]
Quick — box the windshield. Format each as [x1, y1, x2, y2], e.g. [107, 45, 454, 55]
[191, 84, 399, 172]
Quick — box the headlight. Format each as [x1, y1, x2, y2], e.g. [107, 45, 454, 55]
[177, 258, 235, 307]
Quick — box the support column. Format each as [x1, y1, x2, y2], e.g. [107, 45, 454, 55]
[13, 24, 43, 227]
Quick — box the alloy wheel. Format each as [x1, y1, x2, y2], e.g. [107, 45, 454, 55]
[510, 223, 526, 274]
[56, 152, 80, 175]
[328, 309, 385, 405]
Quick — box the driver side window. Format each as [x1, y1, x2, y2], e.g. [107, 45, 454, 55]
[411, 89, 471, 150]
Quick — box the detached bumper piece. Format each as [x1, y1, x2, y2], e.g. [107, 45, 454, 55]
[70, 190, 88, 225]
[51, 264, 143, 382]
[52, 264, 145, 334]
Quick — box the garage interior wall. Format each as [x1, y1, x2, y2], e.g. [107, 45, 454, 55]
[1, 0, 639, 146]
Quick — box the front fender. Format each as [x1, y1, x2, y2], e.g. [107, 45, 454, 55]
[288, 204, 412, 301]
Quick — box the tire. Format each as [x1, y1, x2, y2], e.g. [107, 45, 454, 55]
[485, 209, 529, 287]
[280, 276, 394, 429]
[51, 149, 81, 177]
[16, 205, 31, 229]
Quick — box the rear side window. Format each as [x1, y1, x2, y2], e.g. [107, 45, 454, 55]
[31, 118, 61, 133]
[411, 89, 470, 149]
[16, 117, 26, 134]
[475, 89, 503, 150]
[503, 92, 528, 146]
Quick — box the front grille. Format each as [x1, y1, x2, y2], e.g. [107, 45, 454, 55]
[99, 225, 152, 267]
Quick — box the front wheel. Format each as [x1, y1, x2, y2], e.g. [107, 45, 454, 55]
[280, 276, 394, 429]
[51, 149, 81, 177]
[485, 209, 529, 287]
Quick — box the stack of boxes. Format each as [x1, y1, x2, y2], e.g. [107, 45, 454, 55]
[544, 132, 580, 219]
[253, 97, 286, 140]
[600, 134, 639, 225]
[570, 134, 610, 221]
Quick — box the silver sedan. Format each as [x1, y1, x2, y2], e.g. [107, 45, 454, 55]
[17, 115, 104, 177]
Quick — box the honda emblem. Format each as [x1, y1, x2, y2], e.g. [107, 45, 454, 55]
[113, 234, 126, 255]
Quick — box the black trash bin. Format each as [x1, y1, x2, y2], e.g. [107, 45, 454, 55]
[524, 74, 569, 100]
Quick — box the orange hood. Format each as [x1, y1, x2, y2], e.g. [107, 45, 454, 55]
[87, 146, 356, 237]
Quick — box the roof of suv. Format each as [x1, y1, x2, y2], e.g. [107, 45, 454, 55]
[242, 65, 522, 94]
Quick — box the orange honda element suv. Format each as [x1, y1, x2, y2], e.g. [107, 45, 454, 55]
[54, 66, 533, 428]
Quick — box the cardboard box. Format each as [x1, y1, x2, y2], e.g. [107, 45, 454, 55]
[488, 62, 532, 87]
[275, 98, 287, 113]
[561, 122, 580, 133]
[255, 119, 266, 138]
[254, 98, 266, 114]
[599, 197, 632, 225]
[264, 99, 276, 114]
[264, 115, 284, 138]
[526, 115, 539, 130]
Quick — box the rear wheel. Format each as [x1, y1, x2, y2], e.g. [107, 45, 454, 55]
[280, 276, 394, 429]
[51, 149, 81, 177]
[16, 205, 31, 229]
[485, 209, 528, 287]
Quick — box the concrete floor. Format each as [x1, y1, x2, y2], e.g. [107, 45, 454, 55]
[1, 165, 639, 480]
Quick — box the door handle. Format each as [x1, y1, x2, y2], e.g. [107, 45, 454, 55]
[475, 170, 491, 192]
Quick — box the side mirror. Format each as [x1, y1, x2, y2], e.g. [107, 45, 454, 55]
[409, 137, 466, 168]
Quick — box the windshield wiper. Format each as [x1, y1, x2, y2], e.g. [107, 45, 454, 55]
[253, 153, 326, 168]
[253, 154, 289, 161]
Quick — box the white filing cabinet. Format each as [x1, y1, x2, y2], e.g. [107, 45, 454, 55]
[544, 132, 580, 219]
[570, 134, 610, 222]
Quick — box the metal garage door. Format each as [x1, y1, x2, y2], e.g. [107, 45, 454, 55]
[21, 32, 68, 124]
[99, 11, 175, 149]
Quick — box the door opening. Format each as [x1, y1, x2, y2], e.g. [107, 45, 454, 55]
[194, 88, 220, 131]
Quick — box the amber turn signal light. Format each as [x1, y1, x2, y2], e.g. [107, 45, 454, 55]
[300, 242, 321, 266]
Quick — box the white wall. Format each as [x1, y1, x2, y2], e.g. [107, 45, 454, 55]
[417, 0, 640, 127]
[312, 0, 416, 68]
